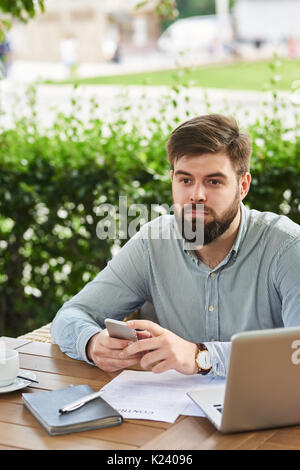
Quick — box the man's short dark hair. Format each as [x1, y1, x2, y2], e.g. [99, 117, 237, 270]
[167, 114, 252, 175]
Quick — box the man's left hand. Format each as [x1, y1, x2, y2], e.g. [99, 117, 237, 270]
[120, 319, 198, 375]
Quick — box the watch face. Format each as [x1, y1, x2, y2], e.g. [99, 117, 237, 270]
[196, 350, 211, 370]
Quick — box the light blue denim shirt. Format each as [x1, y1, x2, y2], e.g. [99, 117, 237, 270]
[51, 203, 300, 376]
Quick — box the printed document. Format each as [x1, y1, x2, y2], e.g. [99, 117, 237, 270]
[100, 369, 225, 423]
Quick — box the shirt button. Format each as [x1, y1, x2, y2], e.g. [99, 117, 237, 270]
[208, 305, 214, 312]
[210, 272, 216, 278]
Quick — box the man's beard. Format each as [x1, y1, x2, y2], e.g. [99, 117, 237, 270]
[175, 190, 240, 246]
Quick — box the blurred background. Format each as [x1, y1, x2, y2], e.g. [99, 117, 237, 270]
[1, 0, 299, 81]
[0, 0, 299, 337]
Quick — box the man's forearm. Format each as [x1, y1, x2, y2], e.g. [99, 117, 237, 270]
[51, 306, 102, 363]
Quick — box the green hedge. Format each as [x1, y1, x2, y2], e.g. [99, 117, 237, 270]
[0, 85, 299, 336]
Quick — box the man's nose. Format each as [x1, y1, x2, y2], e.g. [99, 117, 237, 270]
[190, 184, 206, 202]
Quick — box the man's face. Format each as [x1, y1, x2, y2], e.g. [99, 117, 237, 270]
[171, 152, 250, 245]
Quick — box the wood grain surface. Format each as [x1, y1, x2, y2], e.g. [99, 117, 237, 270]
[1, 337, 299, 450]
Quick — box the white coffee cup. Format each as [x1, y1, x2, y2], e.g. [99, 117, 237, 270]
[0, 348, 19, 387]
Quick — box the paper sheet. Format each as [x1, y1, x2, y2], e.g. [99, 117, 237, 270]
[100, 369, 225, 423]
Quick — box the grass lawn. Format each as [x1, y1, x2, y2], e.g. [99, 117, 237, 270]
[47, 59, 300, 91]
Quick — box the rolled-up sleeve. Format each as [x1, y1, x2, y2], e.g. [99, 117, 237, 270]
[51, 231, 149, 361]
[203, 341, 232, 377]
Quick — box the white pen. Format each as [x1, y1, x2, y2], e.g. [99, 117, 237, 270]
[59, 389, 104, 414]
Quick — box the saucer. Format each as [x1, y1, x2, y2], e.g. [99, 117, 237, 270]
[0, 369, 37, 394]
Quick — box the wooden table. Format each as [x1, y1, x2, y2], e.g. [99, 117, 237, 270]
[1, 336, 300, 451]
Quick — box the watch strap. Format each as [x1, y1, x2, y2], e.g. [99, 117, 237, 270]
[197, 343, 208, 352]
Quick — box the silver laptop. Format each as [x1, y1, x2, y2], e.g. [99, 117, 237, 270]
[187, 327, 300, 433]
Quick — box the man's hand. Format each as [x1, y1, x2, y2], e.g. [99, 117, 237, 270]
[87, 328, 151, 372]
[120, 320, 198, 375]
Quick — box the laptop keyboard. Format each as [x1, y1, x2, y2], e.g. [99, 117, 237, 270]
[213, 404, 223, 414]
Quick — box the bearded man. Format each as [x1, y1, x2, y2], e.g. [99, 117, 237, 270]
[51, 115, 300, 377]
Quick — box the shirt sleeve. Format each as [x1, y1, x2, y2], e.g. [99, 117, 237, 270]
[275, 237, 300, 327]
[203, 342, 231, 377]
[203, 237, 300, 377]
[51, 231, 149, 362]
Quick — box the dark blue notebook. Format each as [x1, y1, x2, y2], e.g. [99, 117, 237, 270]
[22, 384, 123, 436]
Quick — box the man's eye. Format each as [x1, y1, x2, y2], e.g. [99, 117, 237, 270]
[208, 179, 220, 185]
[181, 178, 191, 184]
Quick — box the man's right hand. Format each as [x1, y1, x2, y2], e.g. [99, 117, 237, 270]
[86, 328, 151, 372]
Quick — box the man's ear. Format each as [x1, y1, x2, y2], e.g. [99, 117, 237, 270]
[170, 169, 174, 181]
[240, 172, 251, 200]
